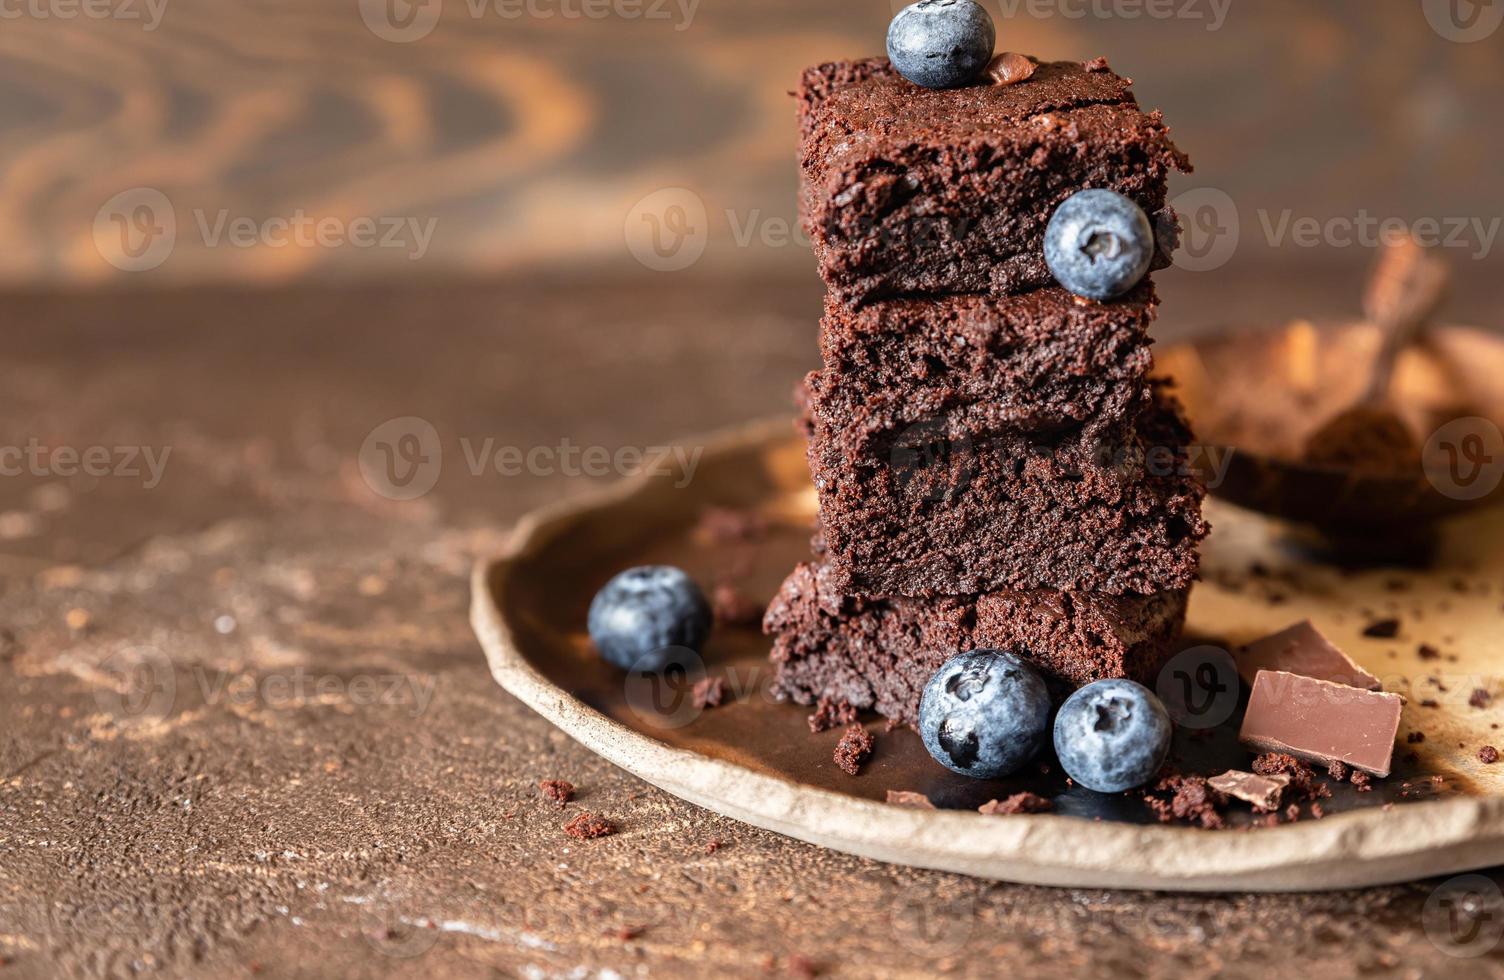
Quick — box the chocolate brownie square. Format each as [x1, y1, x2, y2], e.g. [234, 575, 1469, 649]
[804, 386, 1208, 597]
[813, 282, 1158, 442]
[763, 560, 1189, 727]
[797, 56, 1190, 306]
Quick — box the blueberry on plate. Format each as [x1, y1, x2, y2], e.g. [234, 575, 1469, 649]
[918, 649, 1051, 778]
[1044, 188, 1155, 300]
[587, 565, 711, 672]
[887, 0, 996, 90]
[1053, 679, 1172, 793]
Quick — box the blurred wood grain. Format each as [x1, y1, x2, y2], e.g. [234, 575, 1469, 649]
[0, 0, 1499, 295]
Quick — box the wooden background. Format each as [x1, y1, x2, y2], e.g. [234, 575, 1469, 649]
[0, 0, 1499, 322]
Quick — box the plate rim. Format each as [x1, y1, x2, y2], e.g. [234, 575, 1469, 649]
[469, 418, 1504, 892]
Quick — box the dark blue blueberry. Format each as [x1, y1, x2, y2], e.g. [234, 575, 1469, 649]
[918, 649, 1051, 778]
[587, 566, 711, 672]
[887, 0, 996, 90]
[1044, 189, 1155, 300]
[1052, 679, 1172, 793]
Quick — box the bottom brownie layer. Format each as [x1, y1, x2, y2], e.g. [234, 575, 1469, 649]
[763, 561, 1188, 727]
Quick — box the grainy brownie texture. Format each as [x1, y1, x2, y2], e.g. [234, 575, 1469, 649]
[804, 387, 1208, 597]
[763, 560, 1189, 727]
[797, 56, 1190, 306]
[812, 282, 1158, 444]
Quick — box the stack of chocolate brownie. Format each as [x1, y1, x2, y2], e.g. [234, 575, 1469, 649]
[764, 55, 1209, 727]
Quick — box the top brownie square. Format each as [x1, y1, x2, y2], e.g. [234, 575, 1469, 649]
[797, 56, 1190, 306]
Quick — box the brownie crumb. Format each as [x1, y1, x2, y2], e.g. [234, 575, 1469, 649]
[692, 676, 727, 710]
[787, 954, 819, 979]
[1480, 746, 1500, 764]
[1351, 770, 1372, 792]
[1418, 643, 1441, 660]
[1407, 731, 1426, 744]
[979, 792, 1053, 815]
[833, 724, 874, 776]
[539, 779, 574, 805]
[564, 812, 616, 840]
[1310, 802, 1326, 819]
[1362, 618, 1402, 638]
[1083, 55, 1110, 72]
[712, 583, 763, 628]
[704, 838, 724, 855]
[1252, 753, 1331, 802]
[807, 696, 858, 734]
[1326, 761, 1349, 782]
[694, 505, 767, 544]
[1471, 688, 1493, 709]
[1143, 774, 1227, 829]
[887, 790, 936, 809]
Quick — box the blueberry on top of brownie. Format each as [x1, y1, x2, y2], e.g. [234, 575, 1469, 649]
[796, 56, 1191, 305]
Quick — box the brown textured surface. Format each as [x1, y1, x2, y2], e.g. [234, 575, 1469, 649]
[0, 275, 1502, 978]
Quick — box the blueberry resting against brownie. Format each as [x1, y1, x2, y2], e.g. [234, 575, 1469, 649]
[803, 386, 1208, 597]
[796, 56, 1190, 306]
[812, 281, 1158, 445]
[763, 560, 1189, 728]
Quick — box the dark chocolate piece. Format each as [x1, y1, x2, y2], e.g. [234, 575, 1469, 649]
[1207, 770, 1290, 811]
[1240, 670, 1404, 777]
[1234, 620, 1381, 691]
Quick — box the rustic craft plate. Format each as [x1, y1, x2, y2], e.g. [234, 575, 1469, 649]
[471, 414, 1504, 892]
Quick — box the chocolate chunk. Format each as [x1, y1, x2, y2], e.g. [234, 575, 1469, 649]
[833, 724, 874, 776]
[539, 779, 575, 804]
[987, 52, 1037, 86]
[1240, 670, 1404, 777]
[1481, 746, 1500, 764]
[711, 583, 763, 628]
[1207, 770, 1291, 811]
[1471, 688, 1493, 709]
[563, 812, 616, 840]
[1362, 618, 1402, 639]
[1235, 620, 1380, 690]
[1407, 731, 1426, 744]
[1418, 644, 1441, 660]
[886, 790, 937, 809]
[692, 676, 727, 710]
[978, 792, 1053, 815]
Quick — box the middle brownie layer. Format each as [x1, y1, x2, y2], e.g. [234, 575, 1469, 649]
[803, 383, 1209, 598]
[812, 281, 1158, 443]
